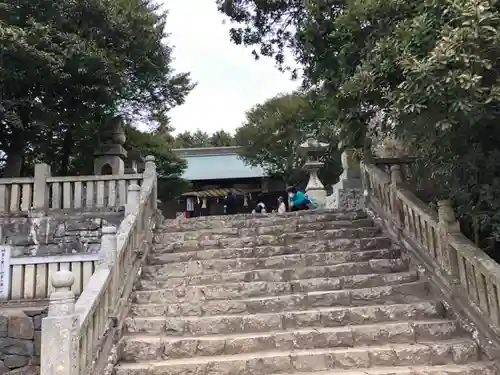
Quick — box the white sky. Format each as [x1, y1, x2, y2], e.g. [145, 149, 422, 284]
[162, 0, 300, 135]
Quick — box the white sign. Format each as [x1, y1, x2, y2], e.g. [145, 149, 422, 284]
[0, 246, 11, 300]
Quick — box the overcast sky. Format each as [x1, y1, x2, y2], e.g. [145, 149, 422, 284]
[163, 0, 299, 134]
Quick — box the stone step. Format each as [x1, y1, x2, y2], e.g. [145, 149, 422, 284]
[120, 319, 463, 361]
[143, 256, 407, 280]
[136, 253, 407, 290]
[160, 210, 368, 231]
[139, 251, 403, 289]
[130, 281, 429, 317]
[125, 300, 445, 336]
[134, 271, 417, 304]
[160, 229, 386, 252]
[113, 339, 479, 375]
[269, 363, 499, 375]
[158, 219, 375, 241]
[149, 243, 400, 265]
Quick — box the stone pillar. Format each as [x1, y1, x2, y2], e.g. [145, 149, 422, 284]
[144, 155, 157, 210]
[94, 116, 128, 175]
[98, 226, 118, 301]
[41, 270, 79, 375]
[390, 165, 403, 226]
[298, 136, 329, 207]
[98, 226, 117, 269]
[327, 148, 364, 211]
[33, 163, 51, 211]
[125, 184, 141, 216]
[438, 199, 460, 277]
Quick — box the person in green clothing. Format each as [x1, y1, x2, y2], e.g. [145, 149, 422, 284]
[287, 187, 310, 211]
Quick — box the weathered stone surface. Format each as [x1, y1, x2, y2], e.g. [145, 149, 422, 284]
[125, 301, 443, 335]
[0, 360, 8, 373]
[114, 209, 499, 375]
[0, 309, 45, 373]
[5, 365, 40, 375]
[115, 341, 481, 375]
[121, 320, 464, 361]
[7, 314, 34, 340]
[0, 317, 8, 338]
[0, 338, 34, 356]
[3, 355, 29, 369]
[143, 255, 405, 280]
[1, 213, 122, 256]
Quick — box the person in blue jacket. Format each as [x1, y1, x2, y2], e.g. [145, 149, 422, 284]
[287, 186, 310, 211]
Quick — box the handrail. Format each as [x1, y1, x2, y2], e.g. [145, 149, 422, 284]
[0, 251, 99, 301]
[363, 160, 500, 360]
[40, 156, 159, 375]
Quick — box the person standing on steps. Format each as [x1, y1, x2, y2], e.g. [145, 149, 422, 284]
[287, 186, 311, 211]
[224, 191, 237, 215]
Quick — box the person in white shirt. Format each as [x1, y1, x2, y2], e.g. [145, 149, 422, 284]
[277, 196, 286, 214]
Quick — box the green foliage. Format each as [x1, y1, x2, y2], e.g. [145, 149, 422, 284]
[217, 0, 500, 245]
[172, 130, 235, 148]
[0, 0, 193, 176]
[235, 91, 342, 186]
[126, 126, 191, 201]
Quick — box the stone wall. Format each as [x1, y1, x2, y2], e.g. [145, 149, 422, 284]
[0, 307, 47, 374]
[0, 212, 123, 257]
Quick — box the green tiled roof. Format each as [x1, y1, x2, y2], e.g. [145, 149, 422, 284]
[175, 149, 266, 181]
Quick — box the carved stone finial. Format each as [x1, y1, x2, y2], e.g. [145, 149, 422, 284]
[51, 270, 75, 292]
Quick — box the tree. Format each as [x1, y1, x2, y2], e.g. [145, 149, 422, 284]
[217, 0, 500, 249]
[0, 0, 194, 176]
[210, 130, 236, 147]
[173, 129, 235, 148]
[235, 91, 341, 186]
[126, 126, 191, 201]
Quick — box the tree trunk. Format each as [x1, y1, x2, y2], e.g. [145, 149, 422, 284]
[59, 128, 74, 176]
[3, 132, 25, 177]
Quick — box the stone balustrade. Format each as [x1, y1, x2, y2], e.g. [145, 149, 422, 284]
[362, 156, 500, 360]
[39, 156, 159, 375]
[0, 163, 143, 214]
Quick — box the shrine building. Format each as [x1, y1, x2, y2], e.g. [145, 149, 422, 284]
[172, 146, 285, 216]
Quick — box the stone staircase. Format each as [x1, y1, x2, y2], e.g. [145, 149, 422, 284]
[113, 210, 499, 375]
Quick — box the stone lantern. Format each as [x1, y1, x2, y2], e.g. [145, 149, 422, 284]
[94, 116, 128, 175]
[298, 135, 329, 206]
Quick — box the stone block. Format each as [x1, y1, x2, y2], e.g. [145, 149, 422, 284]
[33, 332, 40, 357]
[0, 338, 34, 356]
[3, 355, 29, 369]
[0, 213, 122, 256]
[0, 360, 8, 373]
[4, 365, 39, 375]
[0, 317, 7, 338]
[327, 186, 364, 211]
[7, 314, 34, 340]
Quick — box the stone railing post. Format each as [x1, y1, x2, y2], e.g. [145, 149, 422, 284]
[125, 184, 141, 216]
[98, 226, 118, 302]
[98, 226, 118, 269]
[360, 139, 373, 205]
[390, 165, 403, 226]
[327, 147, 364, 211]
[438, 199, 460, 277]
[33, 163, 51, 211]
[41, 270, 79, 375]
[144, 155, 157, 210]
